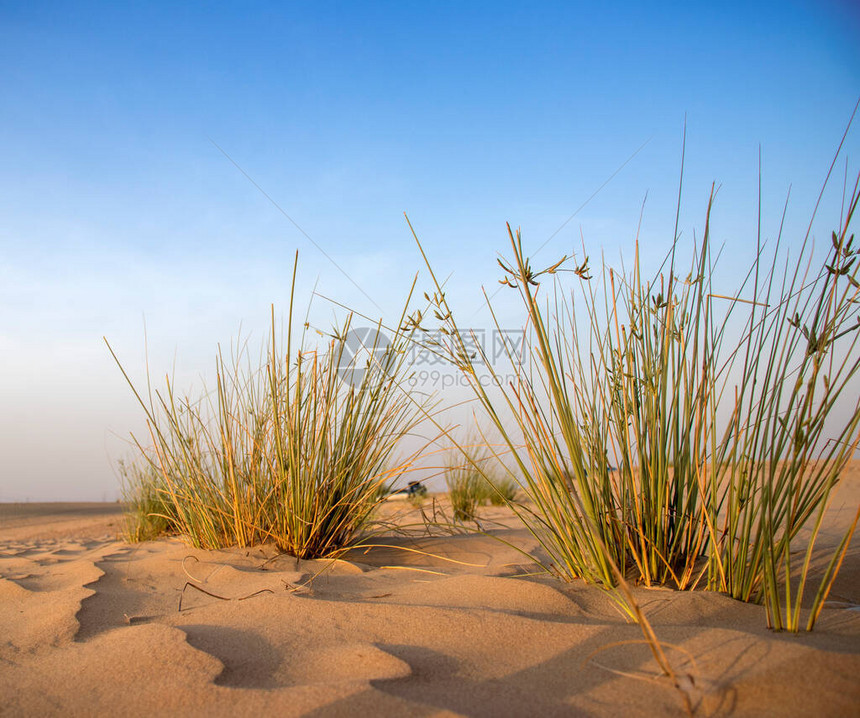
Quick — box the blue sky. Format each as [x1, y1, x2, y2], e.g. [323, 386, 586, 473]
[1, 1, 858, 500]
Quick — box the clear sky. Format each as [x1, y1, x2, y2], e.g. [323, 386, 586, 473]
[1, 1, 858, 500]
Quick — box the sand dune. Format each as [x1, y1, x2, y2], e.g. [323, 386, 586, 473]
[1, 470, 859, 716]
[0, 502, 123, 542]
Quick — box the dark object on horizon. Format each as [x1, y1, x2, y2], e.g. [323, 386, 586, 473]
[391, 481, 428, 498]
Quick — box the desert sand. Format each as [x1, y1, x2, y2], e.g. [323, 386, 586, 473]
[1, 467, 859, 717]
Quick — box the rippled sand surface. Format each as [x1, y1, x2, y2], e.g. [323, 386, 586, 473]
[1, 467, 859, 716]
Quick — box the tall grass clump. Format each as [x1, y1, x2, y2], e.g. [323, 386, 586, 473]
[714, 179, 860, 630]
[107, 254, 427, 559]
[444, 436, 519, 521]
[118, 458, 177, 542]
[407, 153, 860, 630]
[486, 474, 519, 505]
[445, 461, 484, 522]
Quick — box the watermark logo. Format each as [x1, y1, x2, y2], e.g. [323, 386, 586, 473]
[337, 327, 390, 387]
[336, 326, 525, 388]
[405, 328, 526, 366]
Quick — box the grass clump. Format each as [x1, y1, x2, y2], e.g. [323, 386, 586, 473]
[446, 476, 482, 521]
[714, 189, 860, 630]
[486, 475, 518, 505]
[108, 254, 426, 559]
[408, 148, 860, 631]
[444, 438, 519, 520]
[118, 459, 176, 542]
[445, 461, 484, 522]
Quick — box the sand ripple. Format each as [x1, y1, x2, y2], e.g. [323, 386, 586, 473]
[1, 488, 859, 717]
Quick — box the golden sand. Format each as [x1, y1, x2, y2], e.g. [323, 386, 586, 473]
[1, 466, 858, 716]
